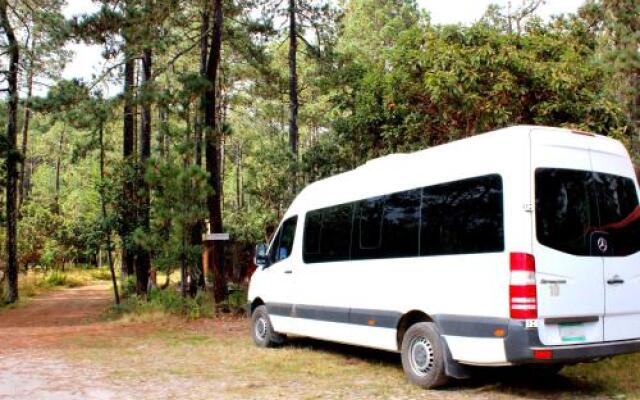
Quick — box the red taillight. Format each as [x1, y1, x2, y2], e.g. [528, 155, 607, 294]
[510, 252, 538, 319]
[533, 349, 553, 360]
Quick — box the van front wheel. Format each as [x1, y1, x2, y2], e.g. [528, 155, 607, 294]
[251, 305, 285, 348]
[400, 322, 449, 389]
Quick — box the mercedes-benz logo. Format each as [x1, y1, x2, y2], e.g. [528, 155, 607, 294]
[597, 237, 608, 253]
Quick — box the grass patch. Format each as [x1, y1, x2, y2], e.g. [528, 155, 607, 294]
[37, 270, 91, 288]
[110, 288, 215, 320]
[89, 268, 113, 281]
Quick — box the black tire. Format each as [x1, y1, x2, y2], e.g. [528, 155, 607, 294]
[400, 322, 449, 389]
[251, 305, 285, 348]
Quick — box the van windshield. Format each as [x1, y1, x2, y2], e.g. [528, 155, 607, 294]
[535, 168, 640, 257]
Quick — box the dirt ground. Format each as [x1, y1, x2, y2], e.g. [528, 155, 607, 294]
[1, 285, 639, 400]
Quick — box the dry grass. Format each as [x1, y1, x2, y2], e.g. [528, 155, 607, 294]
[58, 316, 640, 400]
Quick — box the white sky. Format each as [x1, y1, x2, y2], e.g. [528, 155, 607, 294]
[60, 0, 585, 92]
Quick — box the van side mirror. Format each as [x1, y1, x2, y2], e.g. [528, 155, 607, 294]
[254, 243, 269, 268]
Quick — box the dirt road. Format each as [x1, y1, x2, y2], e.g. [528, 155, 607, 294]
[0, 284, 127, 399]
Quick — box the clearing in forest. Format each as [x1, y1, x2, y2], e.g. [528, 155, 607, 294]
[1, 285, 640, 399]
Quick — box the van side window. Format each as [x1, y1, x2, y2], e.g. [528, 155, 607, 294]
[382, 189, 421, 258]
[358, 196, 385, 250]
[420, 174, 504, 256]
[303, 204, 354, 263]
[268, 216, 298, 265]
[303, 174, 504, 264]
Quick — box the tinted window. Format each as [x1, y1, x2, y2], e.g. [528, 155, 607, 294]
[381, 189, 421, 258]
[535, 169, 597, 256]
[536, 168, 639, 257]
[303, 211, 322, 257]
[303, 203, 354, 263]
[352, 196, 384, 259]
[421, 175, 504, 256]
[268, 216, 298, 265]
[594, 173, 640, 257]
[359, 196, 384, 250]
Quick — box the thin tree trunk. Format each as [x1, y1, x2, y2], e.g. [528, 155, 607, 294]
[203, 0, 225, 303]
[235, 142, 242, 209]
[122, 56, 136, 276]
[19, 40, 34, 210]
[135, 47, 152, 295]
[99, 121, 120, 305]
[54, 125, 65, 214]
[1, 0, 19, 304]
[288, 0, 299, 159]
[191, 3, 208, 291]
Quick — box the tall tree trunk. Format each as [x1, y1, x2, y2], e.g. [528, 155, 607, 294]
[135, 47, 153, 295]
[54, 125, 65, 215]
[1, 0, 19, 304]
[288, 0, 299, 192]
[203, 0, 225, 303]
[191, 4, 209, 291]
[121, 56, 136, 276]
[19, 40, 34, 210]
[99, 121, 120, 305]
[288, 0, 299, 157]
[235, 143, 242, 209]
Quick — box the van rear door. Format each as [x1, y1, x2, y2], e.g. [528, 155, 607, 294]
[589, 148, 640, 342]
[530, 129, 605, 346]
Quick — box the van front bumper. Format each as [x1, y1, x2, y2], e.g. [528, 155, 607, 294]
[505, 321, 640, 364]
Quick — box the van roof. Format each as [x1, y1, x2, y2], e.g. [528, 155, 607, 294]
[287, 125, 628, 215]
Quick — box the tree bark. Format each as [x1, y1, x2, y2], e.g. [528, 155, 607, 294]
[54, 125, 65, 215]
[121, 56, 136, 276]
[203, 0, 225, 303]
[1, 0, 20, 304]
[191, 3, 209, 291]
[288, 0, 299, 159]
[99, 121, 120, 305]
[19, 39, 34, 210]
[135, 47, 153, 295]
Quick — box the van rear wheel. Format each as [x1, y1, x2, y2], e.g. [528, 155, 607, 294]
[251, 305, 285, 348]
[400, 322, 449, 389]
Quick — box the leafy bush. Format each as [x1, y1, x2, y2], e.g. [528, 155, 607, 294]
[123, 276, 137, 296]
[39, 271, 68, 287]
[227, 288, 247, 310]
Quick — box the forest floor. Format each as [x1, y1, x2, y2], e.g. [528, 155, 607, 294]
[1, 284, 640, 399]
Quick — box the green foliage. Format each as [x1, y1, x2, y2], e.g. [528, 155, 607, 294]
[2, 0, 637, 304]
[37, 270, 85, 288]
[114, 288, 214, 320]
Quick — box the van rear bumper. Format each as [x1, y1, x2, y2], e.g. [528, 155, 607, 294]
[505, 321, 640, 364]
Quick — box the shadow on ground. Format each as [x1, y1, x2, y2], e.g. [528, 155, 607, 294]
[285, 336, 608, 398]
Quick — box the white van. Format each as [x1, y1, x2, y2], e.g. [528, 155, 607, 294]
[247, 125, 640, 388]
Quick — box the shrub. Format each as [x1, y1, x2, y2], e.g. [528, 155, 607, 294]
[113, 288, 215, 320]
[39, 270, 67, 287]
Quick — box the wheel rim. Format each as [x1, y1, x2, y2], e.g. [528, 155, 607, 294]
[255, 315, 268, 341]
[409, 335, 435, 376]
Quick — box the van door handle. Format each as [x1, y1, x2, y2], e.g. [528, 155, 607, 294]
[607, 277, 624, 285]
[284, 270, 293, 274]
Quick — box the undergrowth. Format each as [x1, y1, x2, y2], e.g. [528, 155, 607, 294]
[112, 288, 216, 320]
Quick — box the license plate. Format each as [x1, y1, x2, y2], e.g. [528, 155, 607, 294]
[559, 322, 586, 343]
